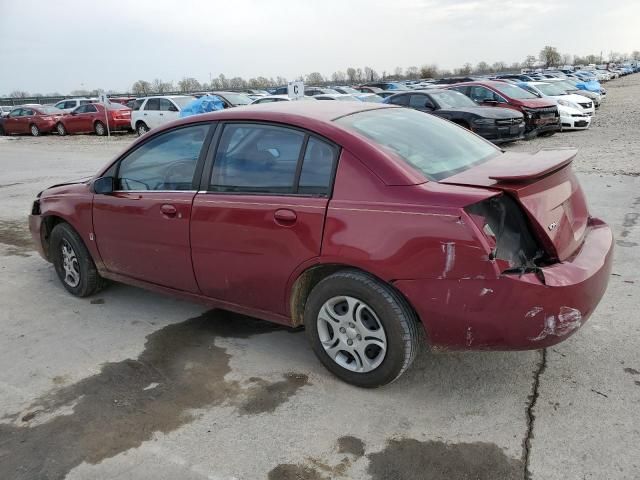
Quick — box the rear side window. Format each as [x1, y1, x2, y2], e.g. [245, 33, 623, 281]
[210, 124, 305, 194]
[85, 104, 98, 113]
[335, 108, 499, 181]
[117, 124, 209, 191]
[145, 98, 160, 111]
[64, 101, 76, 109]
[159, 98, 178, 111]
[298, 138, 337, 195]
[388, 95, 408, 106]
[132, 99, 143, 111]
[409, 95, 434, 109]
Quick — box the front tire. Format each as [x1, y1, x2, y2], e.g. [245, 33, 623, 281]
[94, 121, 106, 136]
[50, 223, 105, 297]
[30, 124, 40, 136]
[56, 122, 67, 136]
[304, 270, 420, 388]
[136, 122, 149, 136]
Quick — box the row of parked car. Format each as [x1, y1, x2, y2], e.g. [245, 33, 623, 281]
[0, 65, 636, 143]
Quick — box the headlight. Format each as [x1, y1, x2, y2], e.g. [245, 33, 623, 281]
[473, 118, 495, 125]
[557, 99, 570, 107]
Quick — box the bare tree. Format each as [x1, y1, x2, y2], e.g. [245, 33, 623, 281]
[363, 66, 378, 82]
[475, 61, 490, 74]
[355, 68, 364, 82]
[393, 66, 403, 78]
[405, 66, 419, 79]
[346, 67, 357, 83]
[218, 74, 229, 89]
[229, 77, 246, 89]
[524, 55, 537, 69]
[632, 51, 640, 61]
[561, 53, 573, 66]
[457, 63, 472, 75]
[420, 64, 438, 78]
[178, 77, 202, 92]
[331, 71, 347, 83]
[491, 61, 506, 73]
[131, 80, 151, 95]
[305, 72, 325, 85]
[9, 90, 30, 98]
[151, 78, 173, 94]
[539, 46, 561, 68]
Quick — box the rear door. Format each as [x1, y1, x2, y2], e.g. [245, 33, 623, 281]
[65, 105, 87, 132]
[93, 123, 213, 291]
[191, 123, 338, 316]
[142, 98, 161, 128]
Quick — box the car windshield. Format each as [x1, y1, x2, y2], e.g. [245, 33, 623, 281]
[430, 90, 477, 108]
[171, 96, 196, 108]
[535, 83, 569, 96]
[554, 81, 576, 92]
[221, 93, 252, 105]
[335, 107, 499, 181]
[493, 83, 538, 100]
[337, 87, 359, 94]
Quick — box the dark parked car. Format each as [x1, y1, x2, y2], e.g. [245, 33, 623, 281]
[29, 102, 612, 387]
[0, 106, 63, 136]
[448, 81, 560, 137]
[384, 89, 525, 144]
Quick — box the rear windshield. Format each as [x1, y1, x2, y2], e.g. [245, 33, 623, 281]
[38, 106, 62, 114]
[335, 107, 499, 181]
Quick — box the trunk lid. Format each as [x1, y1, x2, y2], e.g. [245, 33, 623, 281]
[441, 149, 589, 261]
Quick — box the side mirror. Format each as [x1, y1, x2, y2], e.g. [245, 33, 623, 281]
[93, 176, 114, 194]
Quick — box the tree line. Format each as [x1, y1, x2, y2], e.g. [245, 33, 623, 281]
[5, 47, 639, 98]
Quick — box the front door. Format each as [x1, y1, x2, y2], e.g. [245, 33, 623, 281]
[92, 123, 212, 292]
[191, 123, 338, 316]
[4, 109, 25, 134]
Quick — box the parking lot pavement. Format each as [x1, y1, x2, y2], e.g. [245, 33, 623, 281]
[0, 77, 639, 480]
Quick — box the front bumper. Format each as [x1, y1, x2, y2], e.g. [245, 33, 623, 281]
[561, 114, 591, 130]
[473, 122, 525, 144]
[394, 218, 613, 351]
[28, 213, 48, 260]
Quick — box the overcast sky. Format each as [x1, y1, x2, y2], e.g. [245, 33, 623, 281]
[0, 0, 638, 94]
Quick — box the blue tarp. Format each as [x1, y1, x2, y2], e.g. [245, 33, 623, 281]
[179, 95, 225, 117]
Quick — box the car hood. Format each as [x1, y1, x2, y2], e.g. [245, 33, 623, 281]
[40, 177, 93, 197]
[517, 98, 558, 108]
[441, 106, 523, 119]
[548, 94, 593, 105]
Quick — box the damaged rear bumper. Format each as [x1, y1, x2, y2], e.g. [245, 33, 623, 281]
[394, 218, 613, 351]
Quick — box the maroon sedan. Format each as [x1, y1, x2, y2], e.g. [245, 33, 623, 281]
[56, 103, 132, 136]
[0, 106, 63, 136]
[29, 102, 613, 387]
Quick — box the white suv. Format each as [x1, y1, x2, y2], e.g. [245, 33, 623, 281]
[130, 95, 195, 135]
[53, 98, 96, 112]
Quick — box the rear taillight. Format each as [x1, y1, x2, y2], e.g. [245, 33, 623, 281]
[465, 194, 548, 278]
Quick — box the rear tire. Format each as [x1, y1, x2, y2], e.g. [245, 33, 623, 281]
[56, 122, 67, 136]
[304, 270, 420, 388]
[136, 122, 149, 136]
[30, 124, 40, 137]
[94, 121, 106, 136]
[50, 223, 106, 297]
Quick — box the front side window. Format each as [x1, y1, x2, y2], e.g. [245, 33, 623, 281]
[335, 108, 499, 181]
[159, 98, 178, 112]
[85, 104, 98, 113]
[117, 124, 209, 191]
[429, 90, 478, 108]
[210, 124, 305, 194]
[388, 95, 408, 106]
[409, 95, 434, 109]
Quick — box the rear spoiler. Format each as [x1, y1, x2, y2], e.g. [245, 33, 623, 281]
[440, 149, 577, 187]
[488, 149, 577, 182]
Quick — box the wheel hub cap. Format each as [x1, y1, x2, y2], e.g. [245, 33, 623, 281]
[316, 296, 387, 373]
[61, 240, 80, 287]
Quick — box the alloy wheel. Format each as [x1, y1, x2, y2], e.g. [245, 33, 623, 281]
[316, 296, 387, 373]
[61, 239, 81, 288]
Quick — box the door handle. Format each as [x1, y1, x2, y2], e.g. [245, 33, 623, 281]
[143, 113, 148, 116]
[160, 204, 177, 216]
[159, 113, 164, 116]
[274, 208, 297, 224]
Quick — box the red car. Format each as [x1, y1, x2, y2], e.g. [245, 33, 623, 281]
[447, 80, 561, 137]
[56, 103, 132, 136]
[0, 106, 64, 136]
[29, 102, 613, 387]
